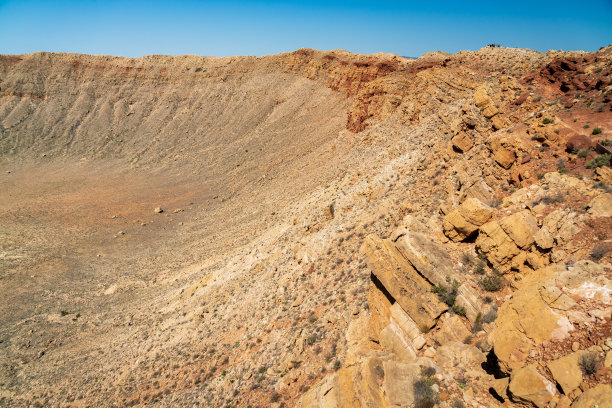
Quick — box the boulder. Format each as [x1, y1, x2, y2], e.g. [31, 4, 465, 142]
[570, 383, 612, 408]
[588, 193, 612, 217]
[499, 210, 539, 250]
[442, 198, 494, 242]
[435, 341, 486, 370]
[433, 315, 471, 345]
[547, 352, 584, 395]
[508, 365, 556, 408]
[476, 220, 521, 271]
[565, 133, 592, 152]
[452, 131, 474, 153]
[361, 236, 447, 329]
[488, 268, 574, 372]
[489, 137, 517, 169]
[394, 229, 456, 286]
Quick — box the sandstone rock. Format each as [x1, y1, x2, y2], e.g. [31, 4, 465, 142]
[489, 137, 517, 169]
[394, 229, 456, 286]
[499, 210, 539, 250]
[593, 166, 612, 184]
[442, 198, 494, 242]
[435, 341, 486, 370]
[452, 131, 474, 153]
[547, 352, 584, 395]
[382, 360, 422, 407]
[361, 236, 447, 329]
[534, 227, 555, 250]
[508, 365, 556, 408]
[476, 220, 521, 272]
[488, 270, 574, 372]
[570, 383, 612, 408]
[474, 87, 491, 108]
[154, 207, 163, 213]
[483, 105, 499, 119]
[491, 114, 507, 130]
[588, 193, 612, 217]
[380, 325, 417, 362]
[491, 377, 510, 398]
[433, 315, 471, 345]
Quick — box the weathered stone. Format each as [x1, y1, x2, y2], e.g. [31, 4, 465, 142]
[380, 325, 417, 362]
[433, 315, 471, 345]
[443, 198, 494, 242]
[488, 269, 574, 372]
[474, 87, 491, 108]
[382, 360, 422, 407]
[508, 365, 556, 408]
[588, 193, 612, 217]
[452, 131, 474, 153]
[499, 210, 539, 250]
[547, 352, 584, 395]
[491, 114, 507, 130]
[435, 341, 486, 370]
[534, 227, 555, 250]
[395, 229, 456, 286]
[483, 105, 499, 119]
[476, 220, 521, 272]
[489, 137, 517, 169]
[491, 377, 509, 399]
[361, 236, 447, 329]
[570, 383, 612, 408]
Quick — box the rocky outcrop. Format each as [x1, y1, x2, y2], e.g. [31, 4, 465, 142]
[508, 365, 556, 408]
[442, 197, 494, 242]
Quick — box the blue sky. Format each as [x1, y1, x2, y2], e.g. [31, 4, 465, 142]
[0, 1, 610, 57]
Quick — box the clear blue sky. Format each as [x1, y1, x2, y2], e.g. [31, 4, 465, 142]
[0, 0, 610, 57]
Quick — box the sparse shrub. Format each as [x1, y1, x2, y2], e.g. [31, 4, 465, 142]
[542, 117, 554, 125]
[452, 305, 467, 316]
[590, 244, 609, 262]
[431, 278, 459, 307]
[537, 173, 545, 180]
[586, 154, 611, 168]
[462, 252, 474, 266]
[414, 367, 439, 408]
[601, 139, 612, 146]
[577, 149, 590, 158]
[474, 260, 486, 275]
[306, 334, 317, 345]
[592, 127, 602, 135]
[258, 366, 268, 374]
[483, 296, 493, 304]
[578, 352, 600, 376]
[333, 360, 342, 371]
[557, 158, 567, 174]
[472, 312, 483, 333]
[482, 306, 498, 323]
[584, 124, 590, 129]
[60, 310, 69, 316]
[270, 392, 281, 403]
[479, 272, 505, 292]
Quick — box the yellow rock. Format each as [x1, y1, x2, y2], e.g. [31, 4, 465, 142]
[547, 352, 584, 395]
[570, 384, 612, 408]
[442, 198, 494, 242]
[508, 365, 556, 408]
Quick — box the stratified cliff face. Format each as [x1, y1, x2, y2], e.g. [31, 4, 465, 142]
[0, 46, 611, 408]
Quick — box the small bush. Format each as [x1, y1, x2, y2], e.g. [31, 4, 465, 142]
[557, 158, 567, 174]
[601, 139, 612, 146]
[452, 305, 467, 316]
[270, 392, 281, 403]
[592, 127, 602, 135]
[590, 244, 609, 262]
[462, 252, 474, 266]
[479, 272, 505, 292]
[542, 117, 554, 125]
[473, 261, 486, 275]
[578, 352, 600, 376]
[586, 154, 611, 168]
[482, 306, 498, 323]
[431, 279, 459, 307]
[60, 310, 69, 316]
[414, 367, 439, 408]
[472, 312, 483, 333]
[577, 149, 590, 158]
